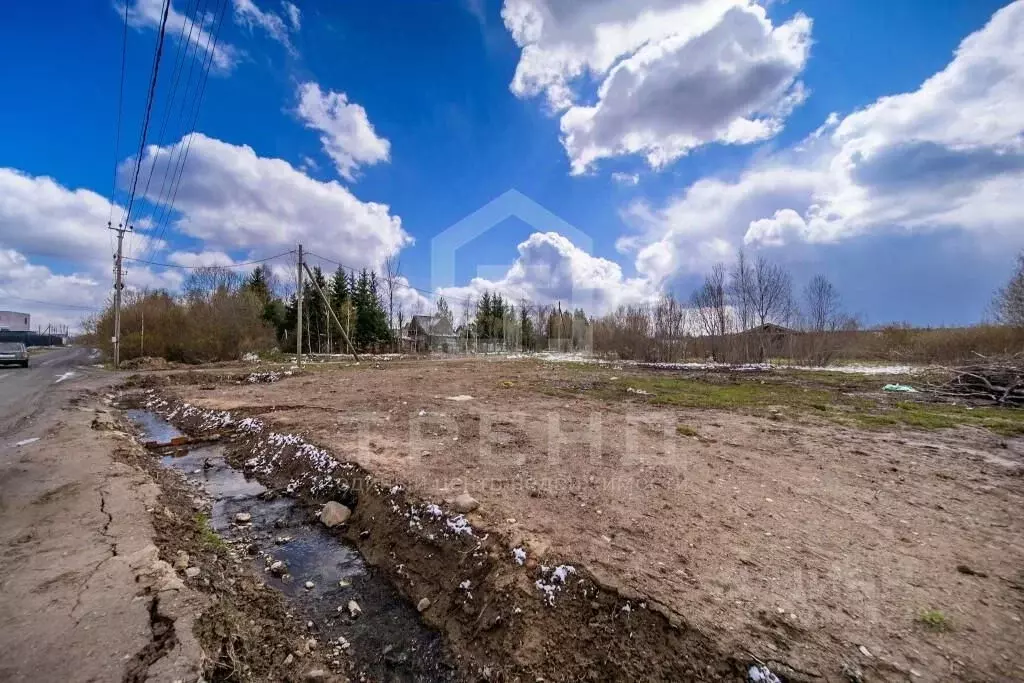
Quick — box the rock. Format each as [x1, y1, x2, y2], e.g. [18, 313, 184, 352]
[235, 511, 252, 524]
[304, 669, 329, 681]
[173, 550, 190, 570]
[185, 566, 201, 579]
[305, 581, 315, 590]
[417, 597, 431, 612]
[453, 492, 479, 514]
[283, 654, 294, 666]
[319, 501, 352, 528]
[269, 560, 287, 576]
[347, 600, 362, 618]
[858, 645, 873, 658]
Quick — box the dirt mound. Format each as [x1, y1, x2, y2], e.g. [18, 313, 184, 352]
[121, 356, 172, 370]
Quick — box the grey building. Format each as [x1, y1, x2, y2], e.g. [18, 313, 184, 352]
[0, 311, 30, 332]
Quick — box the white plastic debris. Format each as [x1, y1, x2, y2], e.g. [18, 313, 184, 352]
[748, 664, 781, 683]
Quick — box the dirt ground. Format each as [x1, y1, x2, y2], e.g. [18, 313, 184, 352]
[151, 356, 1024, 682]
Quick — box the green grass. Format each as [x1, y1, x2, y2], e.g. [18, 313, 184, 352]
[551, 372, 1024, 436]
[918, 609, 951, 631]
[194, 513, 226, 551]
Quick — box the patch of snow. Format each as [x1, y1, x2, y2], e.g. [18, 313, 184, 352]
[445, 395, 473, 402]
[511, 547, 527, 565]
[14, 437, 40, 447]
[55, 371, 75, 383]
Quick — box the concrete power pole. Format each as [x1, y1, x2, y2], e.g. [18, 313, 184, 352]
[109, 222, 131, 369]
[296, 244, 303, 369]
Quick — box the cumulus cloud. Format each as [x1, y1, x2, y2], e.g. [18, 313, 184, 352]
[123, 0, 240, 72]
[502, 0, 811, 173]
[123, 133, 409, 272]
[439, 231, 657, 315]
[232, 0, 299, 54]
[624, 0, 1024, 283]
[611, 172, 640, 186]
[166, 250, 237, 268]
[295, 83, 391, 181]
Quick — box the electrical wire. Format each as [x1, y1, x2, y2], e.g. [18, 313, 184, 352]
[120, 0, 173, 230]
[0, 295, 102, 312]
[141, 0, 228, 263]
[107, 0, 131, 255]
[123, 249, 297, 270]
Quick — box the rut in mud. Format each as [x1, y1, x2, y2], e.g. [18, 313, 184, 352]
[126, 409, 459, 682]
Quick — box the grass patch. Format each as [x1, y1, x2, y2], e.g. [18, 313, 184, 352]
[195, 512, 226, 551]
[676, 425, 699, 437]
[918, 609, 951, 631]
[552, 371, 1024, 437]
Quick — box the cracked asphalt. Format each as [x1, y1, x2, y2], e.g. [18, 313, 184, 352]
[0, 348, 205, 682]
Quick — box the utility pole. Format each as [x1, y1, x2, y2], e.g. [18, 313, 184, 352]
[302, 261, 359, 361]
[296, 244, 303, 369]
[109, 221, 131, 369]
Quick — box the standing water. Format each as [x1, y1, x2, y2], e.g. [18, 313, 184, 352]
[126, 409, 458, 682]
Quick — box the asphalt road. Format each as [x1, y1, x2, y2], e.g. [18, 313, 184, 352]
[0, 346, 99, 441]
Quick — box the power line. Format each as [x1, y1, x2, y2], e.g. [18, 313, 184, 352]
[121, 0, 173, 230]
[303, 250, 479, 309]
[108, 0, 131, 228]
[0, 294, 101, 312]
[124, 250, 296, 270]
[136, 0, 204, 233]
[142, 0, 229, 263]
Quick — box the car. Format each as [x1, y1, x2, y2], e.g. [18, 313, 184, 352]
[0, 342, 29, 368]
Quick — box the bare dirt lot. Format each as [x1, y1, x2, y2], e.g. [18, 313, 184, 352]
[145, 356, 1024, 682]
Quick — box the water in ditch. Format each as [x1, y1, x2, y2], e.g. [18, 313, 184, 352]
[126, 409, 458, 682]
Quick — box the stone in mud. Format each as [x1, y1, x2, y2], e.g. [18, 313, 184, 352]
[173, 550, 190, 570]
[347, 600, 362, 618]
[319, 501, 351, 528]
[185, 566, 201, 579]
[270, 560, 287, 576]
[304, 670, 329, 682]
[235, 511, 252, 524]
[417, 597, 431, 612]
[453, 492, 479, 513]
[305, 581, 315, 590]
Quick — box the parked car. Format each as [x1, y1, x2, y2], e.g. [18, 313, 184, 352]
[0, 342, 29, 368]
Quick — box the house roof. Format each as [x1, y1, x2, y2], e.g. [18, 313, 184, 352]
[409, 315, 455, 336]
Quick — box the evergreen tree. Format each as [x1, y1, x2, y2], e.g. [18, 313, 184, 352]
[476, 292, 492, 340]
[520, 305, 533, 350]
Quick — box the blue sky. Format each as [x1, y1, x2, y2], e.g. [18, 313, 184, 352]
[0, 0, 1021, 330]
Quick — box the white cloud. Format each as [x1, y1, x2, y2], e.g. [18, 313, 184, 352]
[611, 172, 640, 186]
[282, 1, 300, 31]
[232, 0, 298, 54]
[295, 83, 391, 181]
[439, 231, 657, 315]
[123, 0, 240, 72]
[0, 249, 106, 331]
[123, 133, 409, 272]
[166, 250, 236, 268]
[625, 0, 1024, 282]
[502, 0, 811, 173]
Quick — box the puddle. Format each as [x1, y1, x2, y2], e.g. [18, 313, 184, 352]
[128, 410, 458, 682]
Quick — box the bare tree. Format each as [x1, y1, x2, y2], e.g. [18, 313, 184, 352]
[750, 255, 792, 328]
[804, 274, 841, 332]
[654, 293, 687, 361]
[993, 250, 1024, 327]
[729, 249, 753, 332]
[691, 263, 730, 360]
[383, 255, 401, 332]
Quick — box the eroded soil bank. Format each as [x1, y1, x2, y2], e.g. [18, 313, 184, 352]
[126, 408, 459, 682]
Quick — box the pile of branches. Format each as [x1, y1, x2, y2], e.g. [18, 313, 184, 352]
[925, 354, 1024, 407]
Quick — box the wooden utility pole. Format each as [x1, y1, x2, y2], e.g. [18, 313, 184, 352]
[109, 221, 131, 369]
[303, 262, 359, 361]
[296, 244, 303, 368]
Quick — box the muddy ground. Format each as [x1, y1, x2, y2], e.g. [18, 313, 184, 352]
[130, 356, 1024, 682]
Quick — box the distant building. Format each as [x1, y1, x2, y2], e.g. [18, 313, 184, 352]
[0, 311, 30, 332]
[407, 315, 457, 352]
